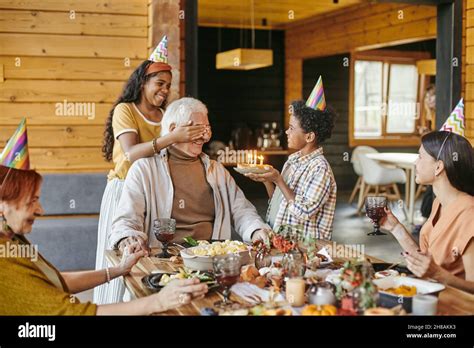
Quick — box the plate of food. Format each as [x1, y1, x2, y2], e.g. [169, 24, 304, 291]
[373, 276, 445, 312]
[142, 267, 217, 292]
[180, 239, 251, 271]
[233, 163, 273, 175]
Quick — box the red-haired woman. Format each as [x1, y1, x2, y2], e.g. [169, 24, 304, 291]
[0, 166, 207, 315]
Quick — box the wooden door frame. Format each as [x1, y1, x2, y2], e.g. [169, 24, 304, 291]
[373, 0, 463, 129]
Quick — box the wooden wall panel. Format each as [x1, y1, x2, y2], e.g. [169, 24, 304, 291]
[284, 3, 443, 145]
[284, 3, 437, 136]
[0, 102, 111, 125]
[0, 125, 104, 148]
[0, 0, 148, 173]
[0, 0, 185, 172]
[0, 33, 147, 58]
[0, 80, 123, 102]
[29, 147, 110, 172]
[0, 57, 141, 81]
[0, 0, 148, 15]
[288, 17, 436, 60]
[0, 10, 147, 37]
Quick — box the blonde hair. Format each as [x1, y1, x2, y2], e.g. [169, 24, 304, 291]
[161, 97, 208, 136]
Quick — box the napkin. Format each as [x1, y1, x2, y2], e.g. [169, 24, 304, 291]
[230, 282, 285, 305]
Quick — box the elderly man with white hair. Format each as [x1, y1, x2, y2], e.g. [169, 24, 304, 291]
[109, 97, 270, 254]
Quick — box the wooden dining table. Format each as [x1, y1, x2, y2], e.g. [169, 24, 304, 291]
[105, 240, 474, 316]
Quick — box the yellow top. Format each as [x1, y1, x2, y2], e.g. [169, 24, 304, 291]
[108, 102, 163, 180]
[0, 235, 97, 315]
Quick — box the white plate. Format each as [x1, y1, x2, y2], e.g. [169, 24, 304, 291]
[373, 276, 445, 296]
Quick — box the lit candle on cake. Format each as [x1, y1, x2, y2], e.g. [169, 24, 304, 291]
[236, 150, 272, 173]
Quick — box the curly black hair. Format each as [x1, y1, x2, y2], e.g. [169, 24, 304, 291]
[290, 100, 337, 144]
[102, 60, 171, 161]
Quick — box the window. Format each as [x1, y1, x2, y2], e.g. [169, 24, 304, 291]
[354, 60, 383, 137]
[386, 64, 419, 133]
[350, 50, 430, 147]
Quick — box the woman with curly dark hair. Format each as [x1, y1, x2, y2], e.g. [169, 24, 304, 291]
[95, 37, 207, 305]
[246, 77, 338, 240]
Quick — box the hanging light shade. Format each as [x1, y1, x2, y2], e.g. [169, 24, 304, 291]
[216, 48, 273, 70]
[215, 0, 273, 71]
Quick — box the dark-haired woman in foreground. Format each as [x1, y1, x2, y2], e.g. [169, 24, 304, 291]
[95, 39, 207, 304]
[380, 131, 474, 293]
[246, 80, 337, 240]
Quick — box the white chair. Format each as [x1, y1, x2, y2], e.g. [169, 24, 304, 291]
[349, 146, 379, 204]
[357, 153, 406, 213]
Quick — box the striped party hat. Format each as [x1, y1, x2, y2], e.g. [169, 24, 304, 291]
[0, 118, 30, 170]
[149, 35, 168, 64]
[306, 76, 326, 111]
[440, 98, 465, 137]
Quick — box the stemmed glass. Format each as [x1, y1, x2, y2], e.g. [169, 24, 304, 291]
[213, 254, 241, 308]
[153, 218, 176, 258]
[365, 196, 388, 236]
[282, 249, 306, 278]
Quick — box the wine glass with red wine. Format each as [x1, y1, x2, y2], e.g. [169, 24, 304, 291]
[365, 196, 388, 236]
[213, 254, 241, 308]
[153, 218, 176, 258]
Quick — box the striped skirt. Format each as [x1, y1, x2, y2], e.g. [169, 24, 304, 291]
[93, 178, 126, 304]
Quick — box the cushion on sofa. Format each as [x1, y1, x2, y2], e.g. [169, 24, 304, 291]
[40, 174, 106, 215]
[29, 217, 99, 271]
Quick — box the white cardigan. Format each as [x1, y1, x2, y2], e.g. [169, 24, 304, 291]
[109, 149, 269, 248]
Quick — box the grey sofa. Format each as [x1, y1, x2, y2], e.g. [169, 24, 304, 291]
[29, 174, 106, 271]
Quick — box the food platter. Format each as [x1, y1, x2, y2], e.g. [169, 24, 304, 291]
[180, 240, 252, 271]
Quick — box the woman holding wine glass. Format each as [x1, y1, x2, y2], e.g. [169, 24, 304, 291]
[380, 131, 474, 294]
